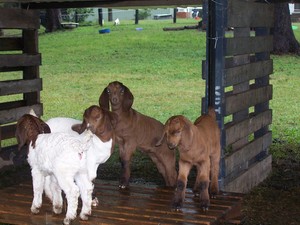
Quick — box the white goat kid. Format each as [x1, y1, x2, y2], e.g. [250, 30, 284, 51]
[28, 131, 94, 225]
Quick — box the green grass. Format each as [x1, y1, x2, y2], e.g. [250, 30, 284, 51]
[2, 20, 300, 161]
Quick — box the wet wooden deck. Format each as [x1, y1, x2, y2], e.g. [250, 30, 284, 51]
[0, 180, 243, 225]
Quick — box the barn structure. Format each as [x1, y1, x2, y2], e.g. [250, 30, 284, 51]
[0, 0, 274, 223]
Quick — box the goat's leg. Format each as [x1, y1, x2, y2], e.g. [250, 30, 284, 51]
[195, 160, 211, 210]
[210, 151, 220, 198]
[49, 176, 63, 214]
[30, 167, 45, 214]
[75, 173, 94, 221]
[55, 175, 79, 225]
[173, 161, 192, 210]
[119, 143, 135, 189]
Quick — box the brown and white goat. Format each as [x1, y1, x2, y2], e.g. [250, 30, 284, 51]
[156, 107, 221, 210]
[99, 81, 177, 188]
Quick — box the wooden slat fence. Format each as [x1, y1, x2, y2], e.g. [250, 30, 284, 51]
[0, 8, 42, 152]
[203, 0, 274, 193]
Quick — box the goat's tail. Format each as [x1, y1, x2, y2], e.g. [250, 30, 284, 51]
[207, 106, 217, 120]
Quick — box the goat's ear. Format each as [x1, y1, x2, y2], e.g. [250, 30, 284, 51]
[122, 86, 134, 111]
[72, 121, 87, 134]
[155, 120, 169, 147]
[180, 118, 194, 150]
[99, 87, 110, 110]
[107, 111, 118, 128]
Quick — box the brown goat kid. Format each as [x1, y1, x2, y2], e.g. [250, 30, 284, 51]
[156, 107, 221, 210]
[99, 81, 177, 188]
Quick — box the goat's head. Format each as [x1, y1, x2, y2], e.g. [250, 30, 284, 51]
[15, 114, 51, 151]
[99, 81, 134, 112]
[72, 105, 117, 141]
[156, 115, 193, 151]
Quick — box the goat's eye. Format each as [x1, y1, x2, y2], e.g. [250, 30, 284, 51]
[120, 87, 125, 94]
[106, 89, 110, 94]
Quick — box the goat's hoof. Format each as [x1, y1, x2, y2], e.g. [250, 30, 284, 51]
[63, 218, 71, 225]
[31, 207, 40, 214]
[118, 184, 127, 189]
[53, 205, 62, 214]
[200, 200, 210, 211]
[92, 197, 99, 207]
[80, 213, 89, 221]
[172, 202, 182, 212]
[202, 206, 209, 211]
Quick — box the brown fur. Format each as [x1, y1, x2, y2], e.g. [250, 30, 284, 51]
[72, 105, 117, 154]
[15, 114, 51, 152]
[99, 81, 177, 188]
[156, 107, 221, 210]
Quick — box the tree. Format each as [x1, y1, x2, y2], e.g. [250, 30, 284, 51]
[45, 9, 62, 33]
[272, 3, 300, 55]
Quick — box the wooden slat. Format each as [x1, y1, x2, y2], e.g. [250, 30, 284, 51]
[0, 104, 42, 124]
[0, 100, 26, 111]
[227, 0, 274, 28]
[225, 36, 273, 56]
[0, 8, 39, 29]
[225, 85, 272, 116]
[224, 132, 272, 178]
[0, 124, 16, 141]
[0, 54, 41, 68]
[223, 154, 272, 193]
[0, 179, 243, 225]
[224, 59, 273, 87]
[225, 110, 272, 146]
[0, 78, 42, 96]
[0, 37, 23, 51]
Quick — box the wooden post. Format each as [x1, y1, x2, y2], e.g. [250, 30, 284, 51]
[173, 8, 177, 23]
[98, 8, 103, 26]
[135, 9, 139, 24]
[108, 8, 112, 22]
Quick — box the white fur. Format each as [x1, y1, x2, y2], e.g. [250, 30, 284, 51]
[46, 117, 113, 206]
[28, 131, 94, 225]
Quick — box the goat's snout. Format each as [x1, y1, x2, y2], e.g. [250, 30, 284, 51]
[167, 142, 177, 150]
[111, 96, 118, 104]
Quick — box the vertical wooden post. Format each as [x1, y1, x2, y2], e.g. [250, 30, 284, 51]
[98, 8, 103, 26]
[108, 8, 112, 22]
[173, 8, 177, 23]
[135, 9, 139, 24]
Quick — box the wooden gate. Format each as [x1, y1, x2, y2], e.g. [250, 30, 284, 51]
[203, 0, 274, 193]
[0, 8, 42, 152]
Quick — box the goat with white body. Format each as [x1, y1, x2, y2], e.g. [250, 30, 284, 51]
[46, 105, 116, 205]
[15, 114, 94, 225]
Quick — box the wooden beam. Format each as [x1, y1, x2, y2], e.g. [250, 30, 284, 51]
[0, 8, 39, 29]
[21, 0, 201, 9]
[0, 37, 23, 51]
[0, 78, 42, 96]
[0, 54, 41, 68]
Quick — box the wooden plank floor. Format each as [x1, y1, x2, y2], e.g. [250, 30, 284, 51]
[0, 180, 243, 225]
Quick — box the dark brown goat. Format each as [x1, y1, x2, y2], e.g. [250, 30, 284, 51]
[15, 114, 51, 151]
[99, 81, 177, 188]
[156, 107, 221, 210]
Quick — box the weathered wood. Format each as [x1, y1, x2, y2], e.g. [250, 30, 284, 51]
[223, 154, 272, 193]
[0, 179, 244, 225]
[225, 36, 273, 56]
[225, 85, 273, 116]
[225, 109, 272, 146]
[224, 132, 272, 178]
[21, 0, 201, 9]
[0, 78, 42, 96]
[0, 100, 26, 111]
[0, 104, 42, 124]
[0, 37, 23, 51]
[0, 54, 41, 68]
[227, 0, 274, 28]
[224, 59, 273, 87]
[0, 8, 39, 29]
